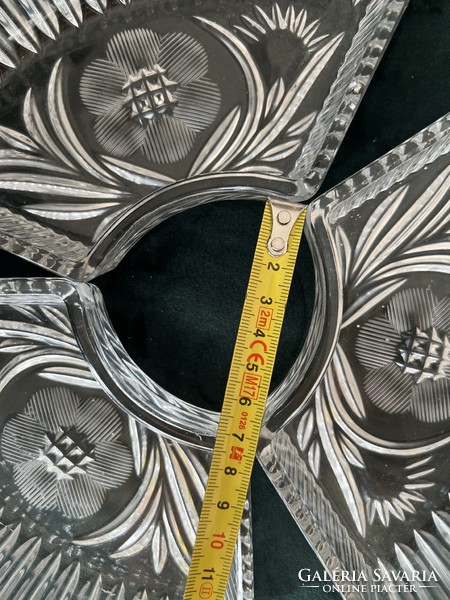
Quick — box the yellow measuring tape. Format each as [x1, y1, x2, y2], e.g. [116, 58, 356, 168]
[184, 200, 307, 600]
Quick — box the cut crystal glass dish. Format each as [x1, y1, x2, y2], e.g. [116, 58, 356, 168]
[1, 2, 445, 599]
[0, 279, 252, 600]
[0, 0, 407, 280]
[259, 113, 450, 599]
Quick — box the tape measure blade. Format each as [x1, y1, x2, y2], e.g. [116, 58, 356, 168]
[184, 201, 306, 600]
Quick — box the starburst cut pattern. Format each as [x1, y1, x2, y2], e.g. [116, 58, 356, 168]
[365, 456, 435, 527]
[80, 28, 221, 164]
[355, 287, 450, 422]
[1, 386, 134, 519]
[235, 4, 329, 48]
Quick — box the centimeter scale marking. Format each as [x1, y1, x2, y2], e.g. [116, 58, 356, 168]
[184, 200, 307, 600]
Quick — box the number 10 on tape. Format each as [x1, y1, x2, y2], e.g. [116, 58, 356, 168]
[184, 200, 307, 600]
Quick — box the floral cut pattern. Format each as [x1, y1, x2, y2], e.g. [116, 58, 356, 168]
[355, 288, 450, 422]
[1, 387, 133, 519]
[80, 28, 221, 164]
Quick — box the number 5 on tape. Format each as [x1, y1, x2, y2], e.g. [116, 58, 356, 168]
[184, 199, 307, 600]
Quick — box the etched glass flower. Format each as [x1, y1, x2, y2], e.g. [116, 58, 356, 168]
[1, 387, 133, 519]
[80, 28, 221, 164]
[355, 288, 450, 422]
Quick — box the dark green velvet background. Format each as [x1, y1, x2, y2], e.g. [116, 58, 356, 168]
[0, 1, 449, 598]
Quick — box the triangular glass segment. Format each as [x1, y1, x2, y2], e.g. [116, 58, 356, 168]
[0, 278, 251, 599]
[260, 113, 450, 600]
[0, 0, 407, 279]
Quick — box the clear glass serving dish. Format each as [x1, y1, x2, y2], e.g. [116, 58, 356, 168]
[0, 0, 407, 279]
[0, 278, 252, 599]
[259, 113, 450, 599]
[0, 0, 445, 600]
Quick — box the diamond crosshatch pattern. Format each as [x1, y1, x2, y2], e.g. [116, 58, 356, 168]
[123, 66, 179, 124]
[43, 427, 96, 479]
[397, 327, 450, 383]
